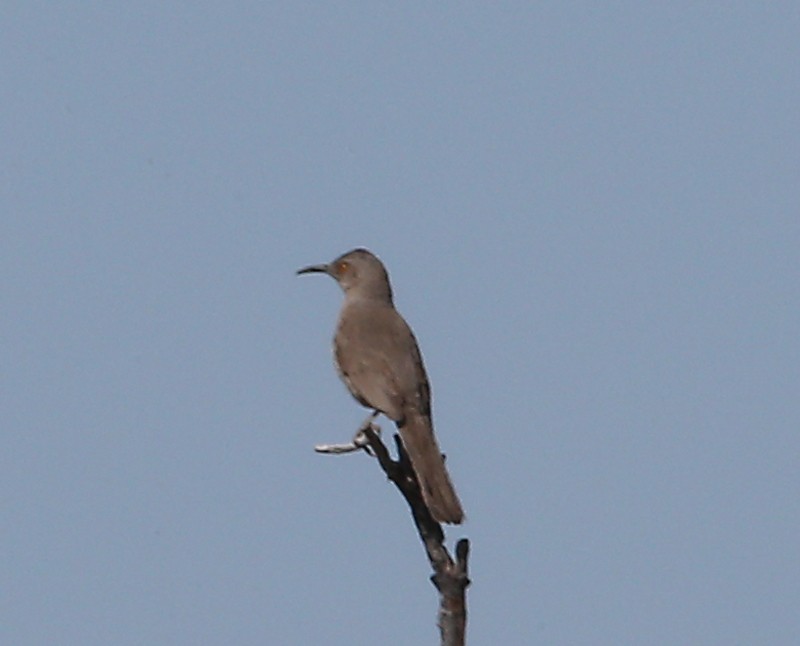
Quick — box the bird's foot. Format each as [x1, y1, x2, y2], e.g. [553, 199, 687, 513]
[313, 412, 381, 455]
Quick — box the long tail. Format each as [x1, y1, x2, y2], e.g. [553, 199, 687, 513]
[399, 411, 464, 524]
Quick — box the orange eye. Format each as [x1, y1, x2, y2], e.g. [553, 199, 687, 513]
[337, 261, 349, 273]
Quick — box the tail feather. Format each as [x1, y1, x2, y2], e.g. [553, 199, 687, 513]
[399, 412, 464, 524]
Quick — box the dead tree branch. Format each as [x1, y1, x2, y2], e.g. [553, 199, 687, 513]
[315, 417, 470, 644]
[362, 425, 470, 646]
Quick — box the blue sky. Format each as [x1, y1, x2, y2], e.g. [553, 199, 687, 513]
[3, 3, 798, 644]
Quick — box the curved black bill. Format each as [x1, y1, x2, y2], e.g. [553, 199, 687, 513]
[296, 263, 329, 276]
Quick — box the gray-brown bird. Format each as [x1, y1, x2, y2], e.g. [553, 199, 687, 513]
[297, 248, 464, 524]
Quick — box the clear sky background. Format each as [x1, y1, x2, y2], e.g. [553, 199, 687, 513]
[3, 3, 798, 644]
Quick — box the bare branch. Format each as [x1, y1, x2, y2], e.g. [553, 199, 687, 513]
[314, 420, 470, 645]
[363, 427, 470, 646]
[314, 413, 380, 455]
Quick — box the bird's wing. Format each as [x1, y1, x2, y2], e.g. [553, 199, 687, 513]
[334, 302, 429, 421]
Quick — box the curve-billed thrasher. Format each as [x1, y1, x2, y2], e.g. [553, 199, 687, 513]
[297, 248, 464, 524]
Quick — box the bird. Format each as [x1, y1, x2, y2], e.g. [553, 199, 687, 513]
[297, 248, 464, 524]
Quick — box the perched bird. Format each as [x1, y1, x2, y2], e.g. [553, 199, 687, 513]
[298, 248, 464, 524]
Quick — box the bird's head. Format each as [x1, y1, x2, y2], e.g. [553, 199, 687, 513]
[297, 248, 393, 302]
